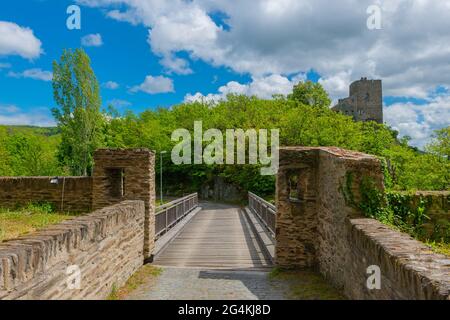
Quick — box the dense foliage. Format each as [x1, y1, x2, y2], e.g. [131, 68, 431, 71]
[0, 51, 448, 196]
[343, 173, 449, 251]
[0, 126, 62, 176]
[102, 88, 449, 195]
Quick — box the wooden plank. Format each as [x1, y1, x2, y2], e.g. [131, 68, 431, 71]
[153, 203, 273, 269]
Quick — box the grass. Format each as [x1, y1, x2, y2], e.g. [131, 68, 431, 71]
[0, 203, 81, 242]
[269, 267, 346, 300]
[107, 265, 162, 300]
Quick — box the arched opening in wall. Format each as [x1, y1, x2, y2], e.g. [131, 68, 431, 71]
[106, 168, 126, 198]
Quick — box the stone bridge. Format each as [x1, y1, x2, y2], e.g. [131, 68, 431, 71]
[0, 147, 449, 300]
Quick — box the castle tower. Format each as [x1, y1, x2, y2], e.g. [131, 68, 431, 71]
[332, 78, 383, 124]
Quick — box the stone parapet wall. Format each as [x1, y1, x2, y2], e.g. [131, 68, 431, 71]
[0, 177, 92, 212]
[276, 147, 450, 300]
[347, 218, 449, 300]
[0, 200, 145, 300]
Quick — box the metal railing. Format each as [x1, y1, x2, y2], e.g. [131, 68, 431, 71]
[155, 193, 198, 239]
[248, 192, 276, 236]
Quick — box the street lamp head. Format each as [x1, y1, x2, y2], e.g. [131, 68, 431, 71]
[160, 151, 168, 154]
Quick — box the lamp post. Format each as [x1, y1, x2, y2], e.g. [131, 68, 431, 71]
[160, 151, 167, 205]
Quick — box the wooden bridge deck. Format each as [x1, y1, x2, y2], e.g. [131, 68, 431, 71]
[153, 202, 272, 269]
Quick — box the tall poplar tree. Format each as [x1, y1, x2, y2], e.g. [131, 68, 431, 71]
[52, 48, 104, 175]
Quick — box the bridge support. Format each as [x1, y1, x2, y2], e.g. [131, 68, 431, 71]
[92, 149, 156, 261]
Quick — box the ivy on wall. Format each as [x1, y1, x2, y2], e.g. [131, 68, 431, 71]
[343, 171, 449, 243]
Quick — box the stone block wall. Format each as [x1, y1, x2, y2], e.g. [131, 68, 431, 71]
[92, 149, 155, 260]
[316, 147, 384, 290]
[347, 218, 450, 300]
[200, 176, 245, 202]
[0, 201, 145, 300]
[0, 177, 92, 212]
[276, 147, 450, 300]
[0, 148, 156, 261]
[396, 191, 449, 240]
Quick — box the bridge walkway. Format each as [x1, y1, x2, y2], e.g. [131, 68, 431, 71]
[153, 202, 272, 270]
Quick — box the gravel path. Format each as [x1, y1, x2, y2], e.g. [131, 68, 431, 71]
[125, 266, 291, 300]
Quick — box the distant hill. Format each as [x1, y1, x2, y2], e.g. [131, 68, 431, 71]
[0, 125, 59, 137]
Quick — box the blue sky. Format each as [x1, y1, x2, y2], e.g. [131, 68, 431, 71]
[0, 0, 449, 148]
[0, 0, 250, 116]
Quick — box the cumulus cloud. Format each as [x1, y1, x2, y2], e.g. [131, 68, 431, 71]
[8, 68, 53, 81]
[77, 0, 450, 147]
[107, 99, 131, 108]
[76, 0, 450, 99]
[184, 73, 305, 102]
[0, 105, 55, 127]
[81, 33, 103, 47]
[103, 81, 119, 89]
[131, 75, 175, 94]
[384, 95, 450, 148]
[0, 21, 42, 59]
[319, 71, 353, 103]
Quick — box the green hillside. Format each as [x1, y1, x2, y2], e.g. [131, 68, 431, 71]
[0, 125, 59, 137]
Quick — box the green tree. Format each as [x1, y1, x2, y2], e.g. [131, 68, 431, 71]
[0, 127, 12, 176]
[5, 133, 62, 176]
[52, 48, 104, 175]
[288, 81, 331, 108]
[427, 126, 450, 160]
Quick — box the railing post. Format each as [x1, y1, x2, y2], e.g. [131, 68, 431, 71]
[165, 209, 168, 234]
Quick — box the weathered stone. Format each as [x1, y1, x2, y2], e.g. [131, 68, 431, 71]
[332, 78, 383, 124]
[0, 177, 92, 212]
[92, 148, 155, 259]
[0, 201, 145, 300]
[275, 146, 450, 300]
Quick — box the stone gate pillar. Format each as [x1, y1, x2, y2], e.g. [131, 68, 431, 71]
[275, 147, 384, 270]
[275, 147, 319, 268]
[92, 149, 155, 261]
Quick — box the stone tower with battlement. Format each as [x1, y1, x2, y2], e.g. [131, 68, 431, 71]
[332, 78, 383, 124]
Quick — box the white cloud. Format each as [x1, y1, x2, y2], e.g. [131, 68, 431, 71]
[0, 105, 55, 127]
[384, 95, 450, 148]
[184, 73, 305, 102]
[131, 75, 175, 94]
[81, 33, 103, 47]
[0, 104, 20, 113]
[0, 21, 42, 59]
[103, 81, 119, 89]
[8, 68, 53, 82]
[107, 99, 131, 108]
[319, 71, 352, 103]
[77, 0, 450, 99]
[78, 0, 450, 147]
